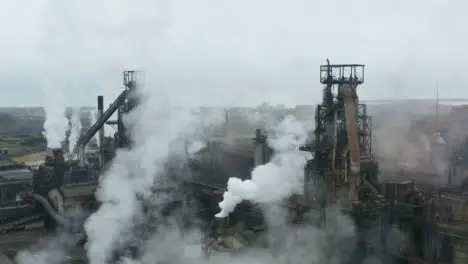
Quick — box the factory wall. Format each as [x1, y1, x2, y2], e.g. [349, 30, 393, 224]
[453, 239, 468, 264]
[433, 194, 468, 264]
[449, 164, 468, 186]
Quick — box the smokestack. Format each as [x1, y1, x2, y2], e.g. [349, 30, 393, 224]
[98, 95, 104, 168]
[53, 148, 64, 165]
[224, 109, 229, 138]
[254, 129, 266, 166]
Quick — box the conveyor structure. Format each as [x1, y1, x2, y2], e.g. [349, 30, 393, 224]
[0, 71, 140, 241]
[75, 70, 139, 167]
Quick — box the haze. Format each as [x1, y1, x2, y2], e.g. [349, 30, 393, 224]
[0, 0, 466, 107]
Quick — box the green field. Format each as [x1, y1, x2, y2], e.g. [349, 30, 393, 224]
[0, 111, 47, 157]
[0, 135, 46, 157]
[0, 135, 45, 147]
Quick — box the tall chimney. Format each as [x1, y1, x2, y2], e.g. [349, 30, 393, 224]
[254, 129, 266, 166]
[98, 95, 104, 167]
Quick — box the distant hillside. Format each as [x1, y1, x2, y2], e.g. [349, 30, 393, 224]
[0, 106, 96, 119]
[0, 113, 44, 137]
[0, 107, 45, 118]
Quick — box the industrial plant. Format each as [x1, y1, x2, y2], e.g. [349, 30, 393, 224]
[0, 62, 468, 264]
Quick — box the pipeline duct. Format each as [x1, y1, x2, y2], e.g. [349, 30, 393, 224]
[29, 193, 68, 226]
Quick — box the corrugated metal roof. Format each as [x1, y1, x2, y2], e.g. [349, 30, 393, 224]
[0, 168, 32, 181]
[0, 160, 14, 167]
[0, 159, 33, 182]
[59, 183, 96, 198]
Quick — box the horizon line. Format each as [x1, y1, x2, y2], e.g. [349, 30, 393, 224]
[2, 98, 468, 108]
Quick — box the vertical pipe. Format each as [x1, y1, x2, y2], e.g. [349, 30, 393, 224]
[331, 111, 338, 197]
[224, 109, 229, 138]
[98, 96, 104, 167]
[79, 147, 85, 167]
[117, 106, 123, 148]
[254, 129, 265, 166]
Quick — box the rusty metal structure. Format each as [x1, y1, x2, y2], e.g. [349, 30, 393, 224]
[0, 71, 140, 239]
[195, 62, 468, 264]
[1, 64, 468, 263]
[75, 70, 139, 167]
[304, 61, 380, 213]
[194, 62, 385, 262]
[306, 61, 384, 260]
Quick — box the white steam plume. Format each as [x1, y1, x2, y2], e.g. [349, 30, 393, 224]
[39, 1, 73, 150]
[16, 245, 65, 264]
[21, 1, 421, 263]
[90, 109, 100, 147]
[216, 115, 311, 218]
[183, 107, 226, 154]
[84, 89, 222, 264]
[187, 140, 206, 156]
[15, 233, 81, 264]
[68, 107, 82, 154]
[373, 109, 452, 184]
[133, 206, 360, 264]
[42, 87, 69, 149]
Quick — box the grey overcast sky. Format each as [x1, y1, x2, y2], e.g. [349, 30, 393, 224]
[0, 0, 466, 107]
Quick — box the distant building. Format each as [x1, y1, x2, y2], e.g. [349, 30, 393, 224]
[0, 154, 33, 202]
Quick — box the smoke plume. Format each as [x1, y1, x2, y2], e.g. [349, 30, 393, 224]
[216, 115, 311, 218]
[373, 108, 452, 184]
[39, 1, 74, 150]
[84, 89, 222, 264]
[15, 233, 81, 264]
[42, 86, 68, 149]
[90, 110, 100, 147]
[68, 107, 82, 154]
[187, 140, 206, 156]
[14, 1, 430, 263]
[130, 205, 360, 264]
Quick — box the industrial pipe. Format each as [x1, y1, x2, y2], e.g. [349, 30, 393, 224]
[98, 95, 104, 168]
[254, 129, 266, 166]
[30, 193, 68, 226]
[331, 111, 338, 175]
[30, 193, 90, 238]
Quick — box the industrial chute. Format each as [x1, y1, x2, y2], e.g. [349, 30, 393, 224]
[340, 83, 361, 202]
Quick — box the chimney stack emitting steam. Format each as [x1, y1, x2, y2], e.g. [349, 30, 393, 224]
[216, 115, 310, 218]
